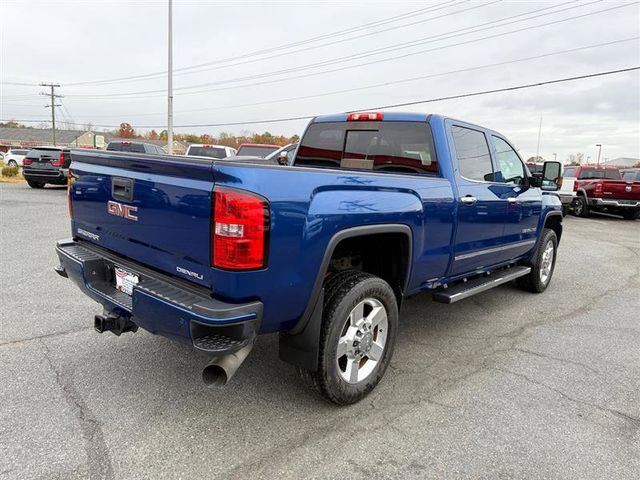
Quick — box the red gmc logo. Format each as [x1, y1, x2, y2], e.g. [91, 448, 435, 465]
[107, 200, 138, 221]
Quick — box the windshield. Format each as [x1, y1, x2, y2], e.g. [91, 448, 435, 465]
[187, 146, 227, 159]
[236, 145, 279, 157]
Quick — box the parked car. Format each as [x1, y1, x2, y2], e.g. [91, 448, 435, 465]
[3, 148, 29, 167]
[264, 143, 298, 165]
[185, 144, 237, 159]
[106, 140, 165, 154]
[56, 112, 563, 405]
[563, 165, 640, 219]
[236, 143, 280, 157]
[22, 146, 71, 188]
[621, 168, 640, 181]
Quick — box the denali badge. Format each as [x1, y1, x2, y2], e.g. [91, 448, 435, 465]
[107, 200, 138, 221]
[176, 266, 204, 280]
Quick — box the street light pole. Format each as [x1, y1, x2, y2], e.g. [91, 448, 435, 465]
[534, 117, 542, 161]
[596, 144, 602, 166]
[553, 153, 557, 162]
[167, 0, 174, 155]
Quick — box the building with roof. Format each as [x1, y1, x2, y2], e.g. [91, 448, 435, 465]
[0, 127, 98, 152]
[601, 157, 640, 168]
[0, 127, 187, 155]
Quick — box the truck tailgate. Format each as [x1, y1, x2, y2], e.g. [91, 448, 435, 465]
[69, 150, 215, 288]
[600, 180, 640, 200]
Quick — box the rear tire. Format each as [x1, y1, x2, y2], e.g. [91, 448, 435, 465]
[622, 209, 640, 220]
[7, 160, 17, 167]
[573, 195, 589, 218]
[298, 270, 398, 405]
[516, 228, 558, 293]
[572, 195, 589, 217]
[27, 180, 45, 189]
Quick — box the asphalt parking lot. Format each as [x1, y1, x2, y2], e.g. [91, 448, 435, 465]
[1, 182, 638, 480]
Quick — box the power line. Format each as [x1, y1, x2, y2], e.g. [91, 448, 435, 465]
[64, 0, 631, 99]
[63, 0, 464, 87]
[7, 66, 638, 129]
[44, 36, 640, 118]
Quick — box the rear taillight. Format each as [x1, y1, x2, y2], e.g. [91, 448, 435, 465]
[52, 151, 64, 167]
[595, 182, 603, 195]
[23, 158, 33, 165]
[347, 112, 384, 121]
[212, 187, 268, 270]
[573, 181, 578, 192]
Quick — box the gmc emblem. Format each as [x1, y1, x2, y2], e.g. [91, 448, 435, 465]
[107, 200, 138, 221]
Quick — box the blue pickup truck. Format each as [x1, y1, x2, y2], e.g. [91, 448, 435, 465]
[56, 112, 563, 404]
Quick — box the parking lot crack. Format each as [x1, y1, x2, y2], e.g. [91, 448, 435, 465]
[0, 327, 94, 349]
[495, 366, 640, 428]
[40, 340, 114, 480]
[511, 347, 601, 375]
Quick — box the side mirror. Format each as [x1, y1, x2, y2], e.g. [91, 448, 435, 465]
[541, 161, 562, 190]
[277, 151, 289, 165]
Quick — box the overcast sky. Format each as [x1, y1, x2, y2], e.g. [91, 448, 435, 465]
[1, 0, 639, 162]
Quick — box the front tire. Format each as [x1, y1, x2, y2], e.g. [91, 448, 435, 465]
[27, 180, 45, 189]
[7, 160, 18, 167]
[516, 228, 558, 293]
[298, 271, 398, 405]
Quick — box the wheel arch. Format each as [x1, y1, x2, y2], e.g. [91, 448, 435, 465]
[279, 224, 412, 371]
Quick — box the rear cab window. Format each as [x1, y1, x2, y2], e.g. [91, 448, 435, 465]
[237, 146, 279, 157]
[187, 146, 227, 159]
[294, 121, 438, 175]
[578, 168, 621, 180]
[563, 167, 577, 177]
[107, 142, 146, 153]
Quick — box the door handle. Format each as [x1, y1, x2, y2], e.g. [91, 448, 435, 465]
[460, 195, 477, 205]
[507, 197, 518, 203]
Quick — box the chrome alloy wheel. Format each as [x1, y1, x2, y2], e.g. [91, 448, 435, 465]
[336, 298, 388, 384]
[539, 240, 555, 285]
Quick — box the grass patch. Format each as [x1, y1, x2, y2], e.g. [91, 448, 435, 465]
[0, 164, 25, 183]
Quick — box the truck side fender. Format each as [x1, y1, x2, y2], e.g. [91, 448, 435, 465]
[279, 224, 412, 371]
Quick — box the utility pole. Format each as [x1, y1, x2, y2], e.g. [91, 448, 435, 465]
[167, 0, 174, 155]
[552, 153, 557, 162]
[40, 83, 62, 146]
[534, 117, 542, 161]
[596, 144, 602, 166]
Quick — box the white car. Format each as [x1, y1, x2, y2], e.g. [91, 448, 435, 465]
[185, 144, 237, 159]
[3, 148, 29, 167]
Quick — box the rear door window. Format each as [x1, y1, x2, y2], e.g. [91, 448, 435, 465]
[451, 125, 493, 182]
[563, 167, 576, 177]
[295, 121, 438, 175]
